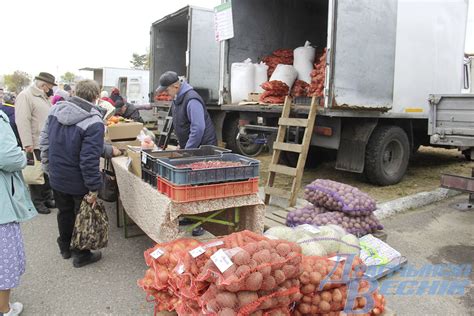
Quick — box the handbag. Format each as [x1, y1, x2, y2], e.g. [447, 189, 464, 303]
[98, 159, 118, 202]
[22, 156, 45, 185]
[70, 198, 109, 250]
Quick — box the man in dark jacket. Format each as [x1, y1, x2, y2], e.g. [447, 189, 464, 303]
[155, 71, 217, 149]
[39, 79, 104, 268]
[110, 88, 143, 122]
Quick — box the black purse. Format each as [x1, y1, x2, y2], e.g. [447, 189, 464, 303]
[98, 159, 118, 202]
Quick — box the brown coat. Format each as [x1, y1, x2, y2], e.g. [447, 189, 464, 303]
[15, 85, 51, 149]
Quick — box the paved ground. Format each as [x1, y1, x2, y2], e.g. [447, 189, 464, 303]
[13, 194, 474, 315]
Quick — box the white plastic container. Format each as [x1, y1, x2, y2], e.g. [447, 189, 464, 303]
[254, 62, 269, 93]
[269, 64, 298, 88]
[231, 58, 255, 103]
[294, 41, 316, 83]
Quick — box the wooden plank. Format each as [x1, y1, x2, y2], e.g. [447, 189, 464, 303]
[268, 163, 298, 176]
[266, 212, 287, 225]
[264, 217, 283, 229]
[272, 142, 303, 153]
[278, 117, 309, 127]
[264, 186, 291, 199]
[272, 209, 292, 220]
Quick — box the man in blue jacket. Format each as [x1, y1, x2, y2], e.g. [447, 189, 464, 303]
[155, 71, 217, 149]
[40, 79, 104, 268]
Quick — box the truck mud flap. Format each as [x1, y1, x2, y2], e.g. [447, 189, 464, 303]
[335, 119, 378, 173]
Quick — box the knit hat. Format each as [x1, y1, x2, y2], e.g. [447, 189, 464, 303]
[51, 95, 64, 105]
[54, 89, 69, 100]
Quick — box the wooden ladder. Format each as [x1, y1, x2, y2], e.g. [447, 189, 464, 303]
[264, 96, 318, 207]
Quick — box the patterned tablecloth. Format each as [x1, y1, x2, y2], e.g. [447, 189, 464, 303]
[112, 157, 265, 243]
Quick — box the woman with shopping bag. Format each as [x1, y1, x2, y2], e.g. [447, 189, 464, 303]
[0, 109, 38, 315]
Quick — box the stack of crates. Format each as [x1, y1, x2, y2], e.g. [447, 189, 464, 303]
[140, 145, 230, 187]
[140, 146, 260, 203]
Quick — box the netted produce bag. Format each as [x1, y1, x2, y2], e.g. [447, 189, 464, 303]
[196, 238, 303, 315]
[286, 204, 328, 226]
[311, 211, 383, 237]
[173, 231, 274, 313]
[200, 284, 300, 316]
[304, 179, 377, 216]
[308, 48, 327, 98]
[259, 80, 290, 104]
[262, 49, 294, 77]
[137, 268, 181, 313]
[296, 255, 386, 316]
[143, 238, 202, 290]
[295, 280, 385, 315]
[290, 79, 310, 97]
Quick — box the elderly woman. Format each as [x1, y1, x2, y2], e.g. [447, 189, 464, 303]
[0, 109, 38, 315]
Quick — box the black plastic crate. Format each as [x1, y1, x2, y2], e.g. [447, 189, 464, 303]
[141, 145, 230, 173]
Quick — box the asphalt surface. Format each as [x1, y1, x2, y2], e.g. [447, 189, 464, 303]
[12, 194, 474, 315]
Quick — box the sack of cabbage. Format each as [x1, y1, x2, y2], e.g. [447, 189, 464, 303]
[265, 224, 361, 257]
[304, 179, 376, 216]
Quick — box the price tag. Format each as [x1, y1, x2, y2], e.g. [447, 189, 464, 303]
[141, 152, 147, 164]
[126, 157, 132, 170]
[175, 264, 185, 275]
[204, 240, 224, 248]
[329, 256, 346, 262]
[300, 224, 321, 234]
[211, 249, 233, 273]
[150, 248, 164, 259]
[189, 246, 206, 258]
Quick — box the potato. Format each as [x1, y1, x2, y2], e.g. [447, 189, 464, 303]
[237, 291, 258, 308]
[233, 250, 251, 266]
[218, 308, 237, 316]
[216, 292, 237, 309]
[245, 271, 263, 291]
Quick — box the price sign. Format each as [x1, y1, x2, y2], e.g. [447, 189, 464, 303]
[150, 248, 164, 259]
[211, 249, 233, 273]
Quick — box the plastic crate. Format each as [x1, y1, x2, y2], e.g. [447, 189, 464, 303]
[141, 145, 230, 173]
[155, 153, 260, 185]
[157, 177, 259, 203]
[141, 168, 157, 188]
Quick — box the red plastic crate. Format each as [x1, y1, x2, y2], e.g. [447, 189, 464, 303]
[157, 177, 259, 203]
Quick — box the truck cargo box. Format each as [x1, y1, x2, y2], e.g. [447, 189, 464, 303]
[150, 6, 220, 103]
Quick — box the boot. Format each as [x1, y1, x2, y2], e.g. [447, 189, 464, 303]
[35, 203, 51, 214]
[72, 250, 102, 268]
[44, 199, 56, 209]
[57, 237, 71, 259]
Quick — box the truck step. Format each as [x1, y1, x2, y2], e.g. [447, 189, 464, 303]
[278, 117, 309, 127]
[273, 142, 303, 153]
[268, 163, 298, 176]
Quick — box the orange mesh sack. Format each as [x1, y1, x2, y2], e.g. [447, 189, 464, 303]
[200, 284, 301, 316]
[196, 239, 302, 292]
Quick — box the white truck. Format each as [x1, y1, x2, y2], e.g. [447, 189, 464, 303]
[81, 67, 150, 105]
[149, 0, 472, 186]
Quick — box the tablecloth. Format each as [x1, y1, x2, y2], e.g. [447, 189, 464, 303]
[112, 157, 265, 243]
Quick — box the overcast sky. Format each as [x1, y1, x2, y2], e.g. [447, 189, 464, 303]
[0, 0, 473, 81]
[0, 0, 220, 80]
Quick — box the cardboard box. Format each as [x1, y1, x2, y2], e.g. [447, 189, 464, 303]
[126, 147, 142, 178]
[106, 122, 143, 141]
[248, 92, 262, 102]
[110, 140, 141, 150]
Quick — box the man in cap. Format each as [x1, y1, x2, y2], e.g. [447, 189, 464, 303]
[156, 71, 217, 149]
[15, 72, 56, 214]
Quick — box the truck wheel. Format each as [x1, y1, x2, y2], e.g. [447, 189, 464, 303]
[365, 126, 410, 186]
[225, 117, 264, 157]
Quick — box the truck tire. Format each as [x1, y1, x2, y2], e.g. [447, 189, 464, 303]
[225, 116, 264, 157]
[365, 126, 410, 186]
